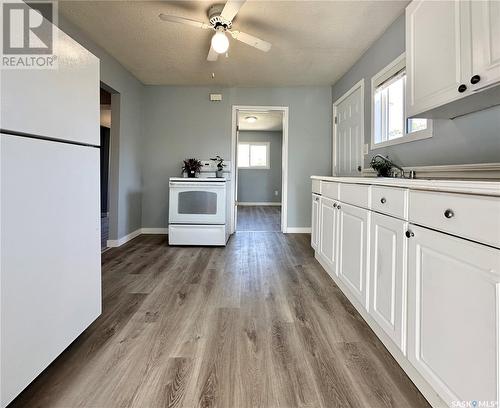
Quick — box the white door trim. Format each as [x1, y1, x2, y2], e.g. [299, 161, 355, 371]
[332, 78, 365, 176]
[231, 105, 289, 234]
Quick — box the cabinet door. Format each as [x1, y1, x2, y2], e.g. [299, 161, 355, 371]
[471, 0, 500, 90]
[369, 213, 407, 353]
[311, 194, 320, 250]
[406, 0, 471, 117]
[0, 20, 99, 145]
[408, 225, 500, 405]
[338, 203, 369, 307]
[319, 197, 338, 276]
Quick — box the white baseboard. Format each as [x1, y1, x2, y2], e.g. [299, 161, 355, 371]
[107, 228, 142, 248]
[107, 228, 168, 248]
[237, 202, 282, 206]
[141, 227, 168, 234]
[286, 227, 311, 234]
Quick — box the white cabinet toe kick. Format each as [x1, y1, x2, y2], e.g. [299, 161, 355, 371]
[311, 176, 500, 408]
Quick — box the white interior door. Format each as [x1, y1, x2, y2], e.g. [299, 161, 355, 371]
[1, 134, 101, 407]
[334, 83, 364, 176]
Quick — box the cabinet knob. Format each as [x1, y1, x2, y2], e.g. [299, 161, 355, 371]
[357, 165, 362, 172]
[444, 209, 454, 219]
[333, 202, 337, 208]
[315, 197, 319, 201]
[337, 205, 341, 210]
[470, 75, 481, 85]
[458, 84, 467, 93]
[380, 197, 387, 204]
[405, 230, 414, 238]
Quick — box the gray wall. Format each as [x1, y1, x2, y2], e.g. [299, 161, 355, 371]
[238, 131, 282, 203]
[141, 86, 331, 229]
[58, 16, 144, 240]
[332, 14, 500, 168]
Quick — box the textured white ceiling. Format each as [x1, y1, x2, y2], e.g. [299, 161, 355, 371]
[59, 0, 408, 86]
[238, 111, 283, 131]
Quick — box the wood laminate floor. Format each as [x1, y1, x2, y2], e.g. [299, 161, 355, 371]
[10, 233, 430, 408]
[237, 205, 281, 232]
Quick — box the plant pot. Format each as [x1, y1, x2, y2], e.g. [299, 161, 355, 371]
[376, 168, 392, 177]
[187, 170, 196, 178]
[216, 169, 223, 178]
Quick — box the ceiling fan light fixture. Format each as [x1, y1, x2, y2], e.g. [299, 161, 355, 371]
[245, 116, 258, 123]
[211, 30, 229, 54]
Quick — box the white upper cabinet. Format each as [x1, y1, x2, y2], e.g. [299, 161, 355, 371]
[471, 1, 500, 90]
[1, 22, 100, 146]
[406, 0, 500, 118]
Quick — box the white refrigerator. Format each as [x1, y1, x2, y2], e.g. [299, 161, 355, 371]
[0, 17, 101, 408]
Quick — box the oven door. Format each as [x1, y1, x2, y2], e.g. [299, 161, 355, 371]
[169, 181, 226, 225]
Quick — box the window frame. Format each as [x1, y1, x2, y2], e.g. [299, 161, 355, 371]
[237, 141, 271, 169]
[370, 52, 433, 150]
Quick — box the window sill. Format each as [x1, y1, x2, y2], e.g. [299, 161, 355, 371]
[371, 127, 433, 150]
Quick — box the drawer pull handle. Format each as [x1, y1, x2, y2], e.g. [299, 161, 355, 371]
[405, 230, 414, 238]
[444, 209, 454, 219]
[380, 197, 387, 204]
[337, 205, 341, 210]
[333, 202, 337, 208]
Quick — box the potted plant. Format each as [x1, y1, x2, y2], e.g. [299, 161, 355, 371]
[210, 155, 226, 178]
[182, 158, 203, 178]
[370, 155, 393, 177]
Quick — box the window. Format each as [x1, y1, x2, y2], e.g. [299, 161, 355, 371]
[237, 142, 270, 169]
[371, 53, 432, 148]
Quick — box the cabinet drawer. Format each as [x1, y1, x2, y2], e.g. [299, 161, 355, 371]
[321, 181, 339, 200]
[409, 190, 500, 248]
[371, 186, 408, 220]
[339, 183, 370, 209]
[312, 179, 321, 194]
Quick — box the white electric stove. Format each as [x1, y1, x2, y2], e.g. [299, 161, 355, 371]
[168, 176, 231, 246]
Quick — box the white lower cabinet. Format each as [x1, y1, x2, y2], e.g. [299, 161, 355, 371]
[337, 202, 369, 308]
[319, 196, 338, 276]
[311, 194, 320, 250]
[407, 225, 500, 405]
[369, 212, 407, 354]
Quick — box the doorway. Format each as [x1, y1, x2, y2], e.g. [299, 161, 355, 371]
[231, 106, 289, 233]
[333, 79, 364, 176]
[100, 87, 111, 250]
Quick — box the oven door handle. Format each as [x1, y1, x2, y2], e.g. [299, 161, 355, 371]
[169, 182, 226, 188]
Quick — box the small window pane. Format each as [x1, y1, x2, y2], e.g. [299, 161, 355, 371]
[387, 76, 404, 140]
[408, 118, 427, 133]
[250, 144, 267, 167]
[374, 90, 383, 144]
[238, 143, 249, 167]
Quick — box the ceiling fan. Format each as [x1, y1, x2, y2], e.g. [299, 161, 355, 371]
[159, 0, 272, 62]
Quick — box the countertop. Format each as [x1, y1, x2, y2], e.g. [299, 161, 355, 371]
[311, 175, 500, 197]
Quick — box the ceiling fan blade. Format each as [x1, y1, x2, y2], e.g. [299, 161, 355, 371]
[207, 45, 219, 62]
[159, 14, 211, 30]
[230, 30, 272, 52]
[220, 0, 246, 22]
